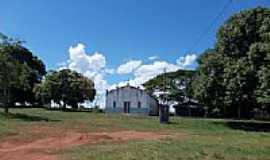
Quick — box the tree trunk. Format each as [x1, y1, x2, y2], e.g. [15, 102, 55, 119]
[204, 107, 208, 118]
[62, 102, 67, 111]
[238, 105, 241, 119]
[3, 88, 9, 114]
[4, 106, 8, 114]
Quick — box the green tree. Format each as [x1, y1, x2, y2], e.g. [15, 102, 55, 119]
[192, 49, 225, 117]
[36, 69, 96, 110]
[144, 69, 195, 105]
[0, 53, 31, 113]
[194, 7, 270, 118]
[0, 34, 46, 105]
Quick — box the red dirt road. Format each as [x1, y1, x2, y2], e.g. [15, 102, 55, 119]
[0, 131, 169, 160]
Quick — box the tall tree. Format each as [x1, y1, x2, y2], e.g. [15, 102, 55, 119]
[36, 69, 96, 110]
[194, 7, 270, 118]
[0, 33, 46, 105]
[0, 53, 30, 113]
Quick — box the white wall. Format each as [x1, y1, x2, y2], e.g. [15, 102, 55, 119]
[106, 86, 150, 109]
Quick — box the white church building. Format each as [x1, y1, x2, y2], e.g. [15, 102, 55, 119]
[105, 84, 159, 115]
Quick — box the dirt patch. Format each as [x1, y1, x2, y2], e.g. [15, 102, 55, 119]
[0, 131, 169, 160]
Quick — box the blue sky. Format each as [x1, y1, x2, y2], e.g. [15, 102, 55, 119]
[1, 0, 269, 106]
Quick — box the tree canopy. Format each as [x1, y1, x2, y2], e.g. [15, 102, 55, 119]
[193, 7, 270, 118]
[0, 52, 31, 113]
[36, 69, 96, 109]
[0, 34, 46, 105]
[143, 69, 195, 105]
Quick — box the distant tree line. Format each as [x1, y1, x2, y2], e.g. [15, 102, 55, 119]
[144, 7, 270, 119]
[0, 33, 96, 114]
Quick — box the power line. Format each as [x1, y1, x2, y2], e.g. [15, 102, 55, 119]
[188, 0, 233, 54]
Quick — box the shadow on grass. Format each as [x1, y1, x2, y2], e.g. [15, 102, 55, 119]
[0, 112, 60, 122]
[215, 120, 270, 132]
[44, 107, 104, 113]
[167, 121, 179, 125]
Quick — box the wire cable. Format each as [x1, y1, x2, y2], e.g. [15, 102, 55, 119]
[188, 0, 233, 54]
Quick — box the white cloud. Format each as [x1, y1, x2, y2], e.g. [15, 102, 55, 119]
[176, 54, 197, 67]
[68, 43, 106, 73]
[116, 60, 142, 74]
[148, 56, 159, 61]
[60, 43, 110, 108]
[111, 54, 197, 90]
[110, 61, 181, 90]
[104, 68, 115, 74]
[133, 61, 180, 84]
[57, 61, 68, 71]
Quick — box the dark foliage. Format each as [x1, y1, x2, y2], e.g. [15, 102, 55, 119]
[193, 7, 270, 119]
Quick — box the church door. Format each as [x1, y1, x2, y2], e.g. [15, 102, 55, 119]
[124, 101, 130, 113]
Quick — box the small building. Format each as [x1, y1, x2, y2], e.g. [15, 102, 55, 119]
[105, 85, 159, 115]
[173, 101, 204, 117]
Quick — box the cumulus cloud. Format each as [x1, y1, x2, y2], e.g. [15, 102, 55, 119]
[116, 60, 142, 74]
[68, 44, 106, 73]
[133, 61, 180, 84]
[110, 61, 181, 90]
[59, 43, 110, 108]
[176, 54, 197, 67]
[111, 54, 197, 90]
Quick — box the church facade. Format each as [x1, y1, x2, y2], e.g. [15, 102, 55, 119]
[105, 85, 159, 115]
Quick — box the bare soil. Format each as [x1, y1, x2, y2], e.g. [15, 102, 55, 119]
[0, 128, 169, 160]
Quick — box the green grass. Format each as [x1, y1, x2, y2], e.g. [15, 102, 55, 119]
[0, 108, 270, 160]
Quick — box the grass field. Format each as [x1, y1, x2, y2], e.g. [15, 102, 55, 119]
[0, 108, 270, 160]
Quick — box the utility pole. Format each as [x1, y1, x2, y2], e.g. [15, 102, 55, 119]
[163, 68, 167, 105]
[160, 67, 169, 124]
